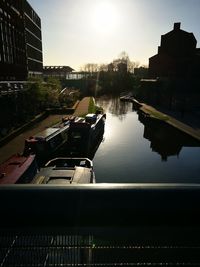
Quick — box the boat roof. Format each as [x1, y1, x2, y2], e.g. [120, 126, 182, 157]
[70, 113, 104, 128]
[33, 166, 93, 184]
[45, 157, 93, 168]
[32, 124, 69, 141]
[34, 127, 60, 139]
[0, 154, 36, 184]
[33, 117, 83, 141]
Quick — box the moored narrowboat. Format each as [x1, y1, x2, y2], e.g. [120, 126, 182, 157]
[67, 112, 106, 156]
[23, 118, 77, 164]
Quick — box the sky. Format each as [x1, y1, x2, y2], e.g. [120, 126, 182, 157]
[28, 0, 200, 71]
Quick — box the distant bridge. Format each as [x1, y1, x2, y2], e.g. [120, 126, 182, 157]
[66, 71, 95, 80]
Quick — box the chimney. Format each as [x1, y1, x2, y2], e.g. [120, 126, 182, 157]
[174, 22, 181, 30]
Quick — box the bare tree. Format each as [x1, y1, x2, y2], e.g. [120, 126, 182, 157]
[118, 51, 129, 62]
[128, 61, 140, 73]
[81, 63, 99, 73]
[80, 52, 141, 73]
[111, 51, 140, 73]
[99, 64, 108, 72]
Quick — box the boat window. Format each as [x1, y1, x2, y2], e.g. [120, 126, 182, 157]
[71, 131, 82, 140]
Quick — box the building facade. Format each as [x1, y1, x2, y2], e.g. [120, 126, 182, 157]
[149, 23, 200, 79]
[0, 0, 42, 81]
[24, 0, 43, 77]
[43, 66, 74, 79]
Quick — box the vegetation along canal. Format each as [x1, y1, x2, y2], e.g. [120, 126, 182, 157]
[93, 97, 200, 183]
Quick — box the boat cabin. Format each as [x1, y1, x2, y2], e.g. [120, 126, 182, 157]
[24, 124, 69, 161]
[67, 113, 106, 156]
[32, 158, 95, 184]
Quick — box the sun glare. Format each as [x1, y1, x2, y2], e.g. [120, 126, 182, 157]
[91, 1, 119, 34]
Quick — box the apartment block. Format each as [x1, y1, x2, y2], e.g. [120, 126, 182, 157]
[0, 0, 43, 80]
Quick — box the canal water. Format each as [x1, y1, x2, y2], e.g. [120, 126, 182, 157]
[93, 97, 200, 183]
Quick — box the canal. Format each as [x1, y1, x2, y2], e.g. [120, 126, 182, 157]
[93, 97, 200, 183]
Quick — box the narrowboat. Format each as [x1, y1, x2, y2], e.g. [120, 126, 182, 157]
[67, 112, 106, 156]
[24, 117, 79, 164]
[32, 157, 95, 184]
[0, 154, 38, 184]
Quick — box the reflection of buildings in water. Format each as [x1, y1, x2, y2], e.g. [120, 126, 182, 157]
[138, 112, 199, 161]
[143, 124, 182, 161]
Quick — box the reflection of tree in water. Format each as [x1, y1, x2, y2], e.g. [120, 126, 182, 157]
[97, 96, 131, 120]
[96, 96, 111, 112]
[138, 112, 200, 161]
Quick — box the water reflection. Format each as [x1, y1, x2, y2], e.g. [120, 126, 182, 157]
[94, 96, 200, 183]
[138, 112, 199, 161]
[97, 96, 131, 120]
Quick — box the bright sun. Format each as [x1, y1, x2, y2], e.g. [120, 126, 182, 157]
[91, 2, 119, 34]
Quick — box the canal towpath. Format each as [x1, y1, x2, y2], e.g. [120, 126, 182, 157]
[73, 96, 91, 116]
[0, 97, 91, 164]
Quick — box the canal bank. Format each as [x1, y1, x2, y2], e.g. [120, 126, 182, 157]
[121, 96, 200, 142]
[140, 103, 200, 142]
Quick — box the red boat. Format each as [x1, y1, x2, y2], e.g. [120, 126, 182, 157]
[0, 154, 38, 184]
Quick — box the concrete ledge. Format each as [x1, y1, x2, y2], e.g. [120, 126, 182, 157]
[139, 104, 200, 142]
[121, 95, 200, 142]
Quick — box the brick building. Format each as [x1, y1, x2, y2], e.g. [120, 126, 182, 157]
[149, 23, 200, 79]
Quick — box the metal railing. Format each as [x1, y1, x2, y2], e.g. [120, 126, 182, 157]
[1, 183, 200, 266]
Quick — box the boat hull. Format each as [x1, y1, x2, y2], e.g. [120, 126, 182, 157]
[0, 154, 38, 184]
